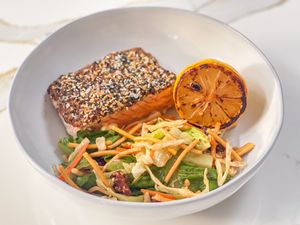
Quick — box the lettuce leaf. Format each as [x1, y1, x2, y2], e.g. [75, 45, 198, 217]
[121, 155, 136, 164]
[76, 174, 96, 190]
[57, 137, 75, 155]
[130, 172, 154, 189]
[184, 127, 210, 150]
[76, 130, 108, 143]
[145, 129, 165, 139]
[106, 160, 124, 172]
[75, 130, 121, 144]
[129, 156, 228, 192]
[76, 157, 91, 170]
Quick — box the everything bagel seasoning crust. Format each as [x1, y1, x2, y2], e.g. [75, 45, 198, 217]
[47, 48, 176, 136]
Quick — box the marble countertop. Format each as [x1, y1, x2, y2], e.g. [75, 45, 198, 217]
[1, 0, 299, 224]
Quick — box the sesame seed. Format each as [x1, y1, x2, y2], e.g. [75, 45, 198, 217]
[47, 48, 176, 127]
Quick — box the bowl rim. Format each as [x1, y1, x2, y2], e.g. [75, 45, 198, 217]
[8, 6, 284, 207]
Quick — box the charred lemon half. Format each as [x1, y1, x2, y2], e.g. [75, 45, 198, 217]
[174, 59, 247, 129]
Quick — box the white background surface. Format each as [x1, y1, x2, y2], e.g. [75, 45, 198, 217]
[0, 0, 299, 224]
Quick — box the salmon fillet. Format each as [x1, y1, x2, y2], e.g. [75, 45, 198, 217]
[47, 48, 176, 136]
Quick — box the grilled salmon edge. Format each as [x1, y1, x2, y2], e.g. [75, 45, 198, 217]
[60, 86, 174, 136]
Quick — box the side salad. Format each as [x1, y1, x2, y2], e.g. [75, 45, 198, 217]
[54, 115, 254, 202]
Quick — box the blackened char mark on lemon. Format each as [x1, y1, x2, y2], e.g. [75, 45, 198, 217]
[174, 61, 247, 129]
[218, 67, 247, 129]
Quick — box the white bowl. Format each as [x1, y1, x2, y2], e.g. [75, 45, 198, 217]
[9, 7, 283, 220]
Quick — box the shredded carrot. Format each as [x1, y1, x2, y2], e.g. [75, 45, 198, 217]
[140, 189, 175, 200]
[59, 165, 81, 190]
[108, 123, 142, 149]
[111, 126, 135, 140]
[68, 143, 97, 149]
[102, 148, 142, 171]
[134, 136, 160, 143]
[164, 139, 199, 183]
[150, 150, 155, 159]
[236, 143, 255, 156]
[83, 153, 111, 187]
[65, 142, 88, 175]
[207, 129, 242, 161]
[90, 150, 119, 157]
[165, 147, 177, 155]
[152, 194, 174, 202]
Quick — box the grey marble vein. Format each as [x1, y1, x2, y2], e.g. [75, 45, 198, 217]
[198, 0, 288, 23]
[0, 68, 16, 112]
[0, 18, 71, 44]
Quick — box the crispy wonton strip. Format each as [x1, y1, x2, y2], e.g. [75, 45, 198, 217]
[134, 137, 161, 143]
[236, 143, 255, 156]
[111, 126, 136, 140]
[83, 153, 111, 187]
[68, 142, 112, 149]
[68, 143, 97, 149]
[207, 129, 241, 161]
[102, 148, 141, 171]
[90, 150, 119, 157]
[59, 165, 81, 190]
[164, 139, 199, 183]
[108, 123, 142, 149]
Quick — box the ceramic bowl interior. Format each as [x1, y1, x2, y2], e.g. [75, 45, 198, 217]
[9, 7, 282, 210]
